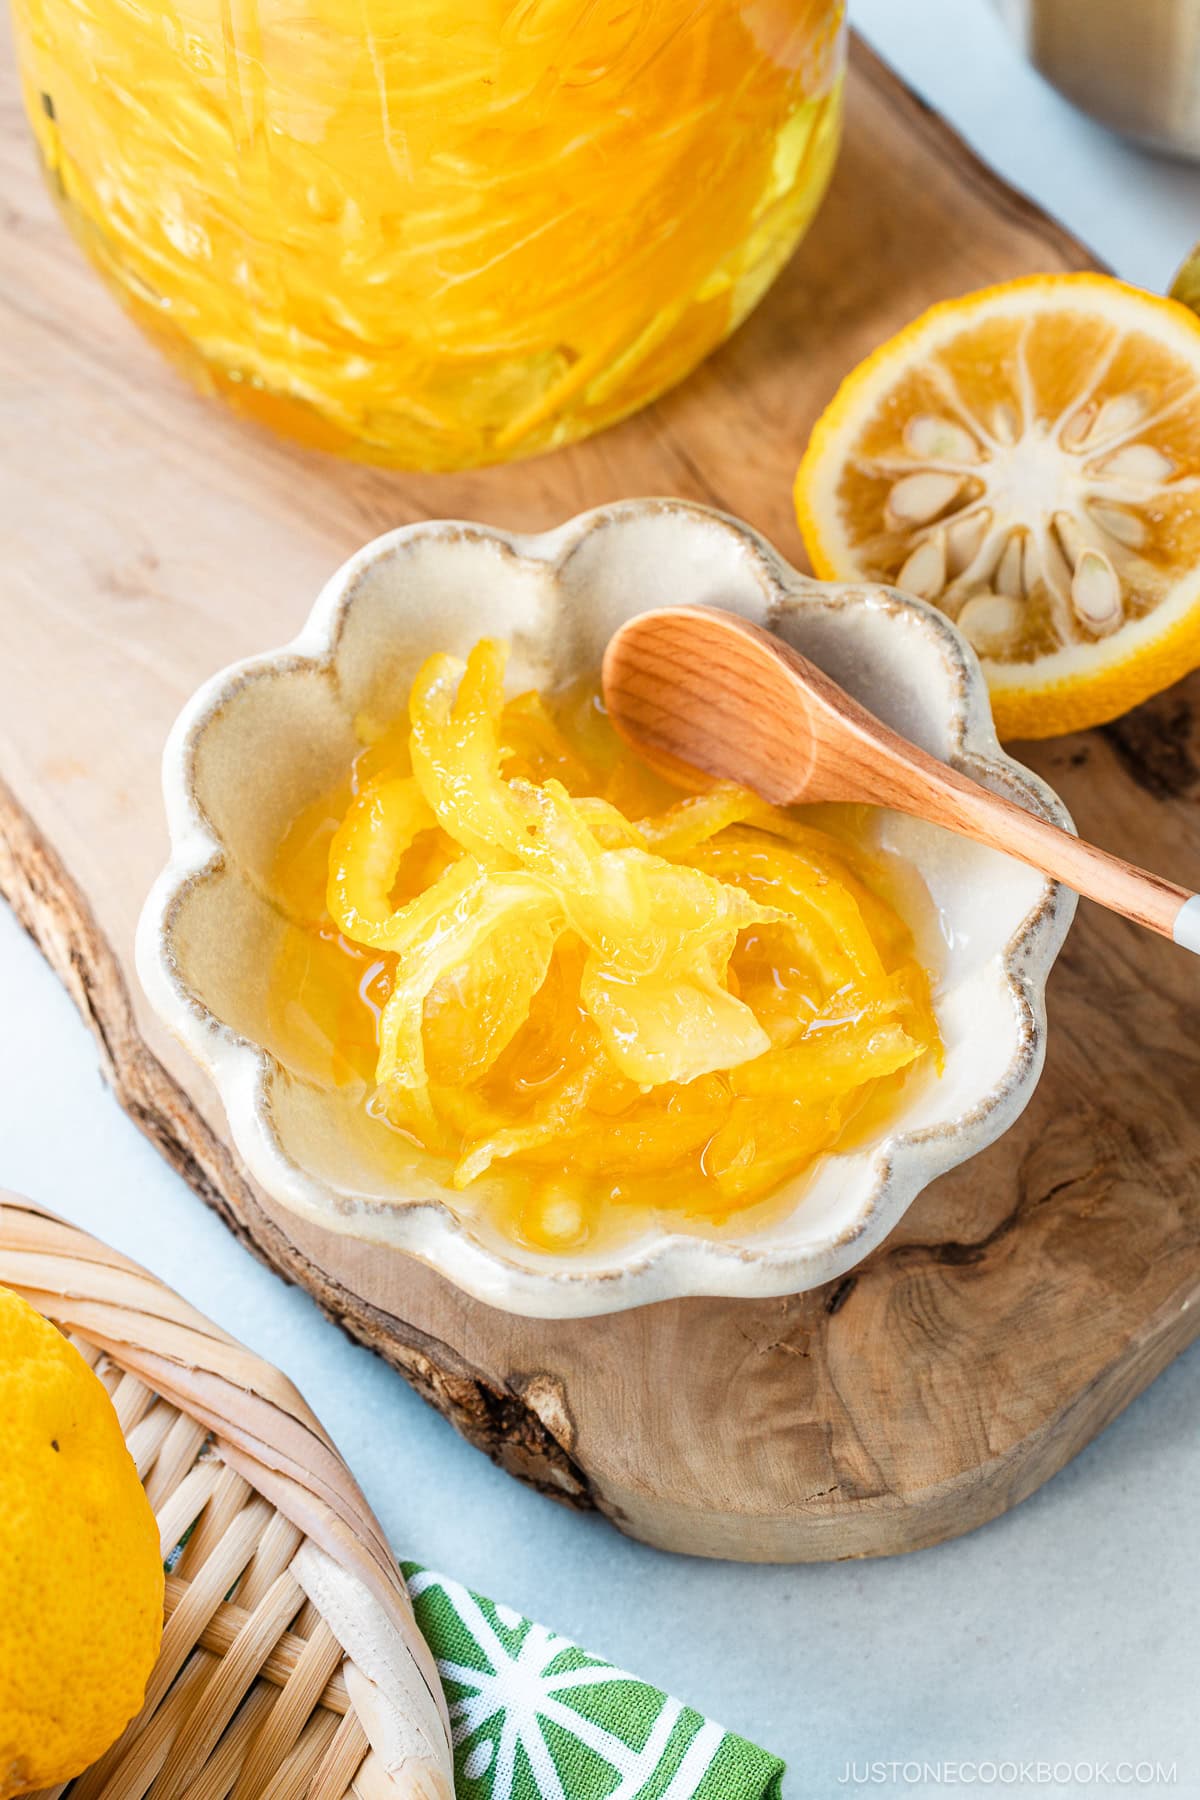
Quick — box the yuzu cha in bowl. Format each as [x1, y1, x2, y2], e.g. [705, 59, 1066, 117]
[137, 502, 1076, 1318]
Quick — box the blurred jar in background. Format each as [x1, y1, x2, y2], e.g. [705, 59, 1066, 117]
[995, 0, 1200, 159]
[14, 0, 847, 469]
[995, 0, 1200, 319]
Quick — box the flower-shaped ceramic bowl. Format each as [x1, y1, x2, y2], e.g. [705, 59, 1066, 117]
[137, 501, 1077, 1319]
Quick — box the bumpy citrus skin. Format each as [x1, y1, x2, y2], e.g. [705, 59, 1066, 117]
[0, 1286, 163, 1798]
[794, 273, 1200, 740]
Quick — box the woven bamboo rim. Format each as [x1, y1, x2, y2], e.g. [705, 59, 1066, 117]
[0, 1192, 455, 1800]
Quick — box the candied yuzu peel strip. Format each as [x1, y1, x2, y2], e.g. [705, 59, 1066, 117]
[321, 640, 938, 1223]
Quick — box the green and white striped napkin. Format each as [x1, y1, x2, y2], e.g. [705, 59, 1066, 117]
[404, 1568, 785, 1800]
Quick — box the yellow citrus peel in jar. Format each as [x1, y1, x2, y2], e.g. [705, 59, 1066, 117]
[278, 640, 941, 1252]
[14, 0, 846, 467]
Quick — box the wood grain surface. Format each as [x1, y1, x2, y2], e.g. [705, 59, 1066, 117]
[3, 29, 1200, 1561]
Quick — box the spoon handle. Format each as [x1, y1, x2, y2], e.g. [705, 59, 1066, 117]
[885, 748, 1200, 953]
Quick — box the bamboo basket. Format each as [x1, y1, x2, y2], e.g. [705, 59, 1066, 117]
[0, 1192, 455, 1800]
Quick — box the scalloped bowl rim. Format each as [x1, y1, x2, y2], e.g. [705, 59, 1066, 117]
[136, 500, 1077, 1318]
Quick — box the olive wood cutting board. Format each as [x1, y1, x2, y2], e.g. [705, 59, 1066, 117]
[3, 30, 1199, 1562]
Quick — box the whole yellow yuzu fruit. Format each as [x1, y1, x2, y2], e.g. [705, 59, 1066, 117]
[0, 1284, 163, 1797]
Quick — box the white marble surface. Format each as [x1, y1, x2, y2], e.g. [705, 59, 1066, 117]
[3, 3, 1199, 1795]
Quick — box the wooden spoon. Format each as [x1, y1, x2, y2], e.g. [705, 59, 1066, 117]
[601, 605, 1200, 955]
